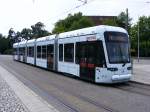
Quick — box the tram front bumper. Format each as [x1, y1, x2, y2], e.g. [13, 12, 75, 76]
[112, 74, 132, 82]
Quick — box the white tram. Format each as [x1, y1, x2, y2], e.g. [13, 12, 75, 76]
[13, 43, 19, 60]
[13, 25, 132, 83]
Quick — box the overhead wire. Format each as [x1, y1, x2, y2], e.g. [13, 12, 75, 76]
[32, 0, 97, 31]
[44, 0, 97, 25]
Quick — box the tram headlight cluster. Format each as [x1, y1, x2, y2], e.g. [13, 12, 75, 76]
[127, 66, 132, 70]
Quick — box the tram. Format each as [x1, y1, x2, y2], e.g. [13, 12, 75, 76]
[13, 25, 132, 83]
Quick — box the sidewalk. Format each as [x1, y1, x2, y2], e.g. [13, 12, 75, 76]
[0, 66, 59, 112]
[131, 59, 150, 85]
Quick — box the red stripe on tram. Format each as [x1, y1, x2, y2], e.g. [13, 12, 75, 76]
[87, 64, 95, 68]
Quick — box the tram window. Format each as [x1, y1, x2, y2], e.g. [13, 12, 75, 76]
[21, 48, 23, 55]
[47, 45, 54, 57]
[27, 47, 31, 57]
[75, 41, 105, 66]
[42, 46, 46, 59]
[31, 47, 34, 57]
[93, 41, 105, 66]
[59, 44, 63, 61]
[13, 48, 15, 55]
[47, 44, 54, 65]
[22, 48, 24, 55]
[37, 46, 41, 58]
[28, 47, 34, 57]
[76, 42, 87, 64]
[64, 43, 74, 62]
[27, 47, 29, 56]
[14, 48, 17, 55]
[22, 47, 25, 55]
[29, 47, 31, 57]
[47, 44, 54, 54]
[20, 47, 25, 55]
[19, 48, 21, 55]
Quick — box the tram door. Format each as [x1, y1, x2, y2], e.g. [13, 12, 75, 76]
[47, 45, 54, 70]
[76, 41, 104, 81]
[23, 48, 26, 62]
[18, 48, 21, 61]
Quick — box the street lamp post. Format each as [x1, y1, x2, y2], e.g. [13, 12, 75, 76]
[126, 8, 128, 32]
[137, 20, 140, 62]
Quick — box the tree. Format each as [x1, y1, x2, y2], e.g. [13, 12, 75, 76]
[0, 34, 11, 54]
[52, 12, 94, 33]
[15, 31, 22, 42]
[31, 22, 50, 38]
[103, 18, 118, 26]
[21, 28, 32, 40]
[8, 28, 16, 47]
[130, 16, 150, 56]
[103, 11, 132, 31]
[0, 33, 3, 38]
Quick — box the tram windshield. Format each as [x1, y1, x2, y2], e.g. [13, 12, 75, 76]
[104, 31, 130, 64]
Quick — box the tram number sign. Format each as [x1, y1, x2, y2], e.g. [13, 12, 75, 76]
[87, 36, 96, 41]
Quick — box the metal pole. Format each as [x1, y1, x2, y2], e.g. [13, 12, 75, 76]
[126, 8, 128, 32]
[137, 20, 140, 62]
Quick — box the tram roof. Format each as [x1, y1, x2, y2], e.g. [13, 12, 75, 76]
[18, 40, 27, 45]
[13, 25, 127, 48]
[13, 43, 19, 48]
[58, 25, 127, 38]
[18, 40, 27, 47]
[26, 39, 36, 44]
[36, 35, 56, 43]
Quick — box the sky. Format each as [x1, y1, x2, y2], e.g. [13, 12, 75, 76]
[0, 0, 150, 35]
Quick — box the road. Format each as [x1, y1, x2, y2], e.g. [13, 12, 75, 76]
[0, 55, 150, 112]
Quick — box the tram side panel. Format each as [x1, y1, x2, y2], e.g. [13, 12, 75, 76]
[36, 45, 48, 68]
[16, 47, 20, 61]
[19, 47, 24, 62]
[35, 39, 55, 70]
[57, 34, 111, 83]
[13, 48, 17, 60]
[24, 46, 27, 63]
[26, 39, 36, 65]
[54, 36, 58, 71]
[57, 36, 80, 77]
[27, 46, 35, 65]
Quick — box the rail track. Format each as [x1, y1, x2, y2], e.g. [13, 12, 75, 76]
[0, 62, 119, 112]
[1, 59, 150, 112]
[112, 81, 150, 97]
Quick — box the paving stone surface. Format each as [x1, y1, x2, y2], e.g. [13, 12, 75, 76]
[132, 59, 150, 85]
[0, 75, 29, 112]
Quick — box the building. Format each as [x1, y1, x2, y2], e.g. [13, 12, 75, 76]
[86, 16, 117, 25]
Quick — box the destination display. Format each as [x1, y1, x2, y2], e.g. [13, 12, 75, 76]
[105, 32, 128, 42]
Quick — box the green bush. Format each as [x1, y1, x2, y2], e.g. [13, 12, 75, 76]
[3, 49, 13, 55]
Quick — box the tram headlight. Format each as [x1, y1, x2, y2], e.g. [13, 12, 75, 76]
[127, 66, 132, 70]
[107, 68, 118, 71]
